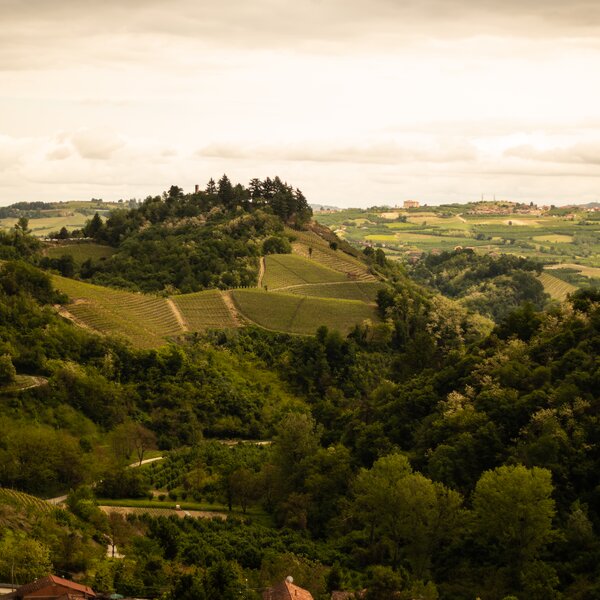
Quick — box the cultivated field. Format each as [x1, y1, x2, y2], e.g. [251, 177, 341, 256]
[538, 272, 578, 301]
[1, 213, 90, 237]
[0, 488, 53, 513]
[285, 281, 384, 302]
[171, 290, 238, 330]
[99, 505, 226, 520]
[317, 208, 600, 278]
[231, 289, 379, 335]
[45, 242, 115, 263]
[52, 275, 183, 348]
[263, 254, 347, 290]
[287, 228, 376, 281]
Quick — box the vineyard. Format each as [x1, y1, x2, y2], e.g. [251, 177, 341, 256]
[52, 275, 183, 348]
[538, 272, 578, 301]
[45, 242, 115, 263]
[262, 254, 347, 290]
[171, 290, 237, 330]
[0, 488, 53, 513]
[231, 289, 379, 335]
[287, 228, 376, 281]
[285, 281, 384, 303]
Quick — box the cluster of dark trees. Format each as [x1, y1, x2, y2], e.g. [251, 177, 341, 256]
[408, 249, 548, 321]
[49, 177, 311, 293]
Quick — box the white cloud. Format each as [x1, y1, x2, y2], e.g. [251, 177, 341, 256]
[504, 142, 600, 165]
[70, 129, 126, 160]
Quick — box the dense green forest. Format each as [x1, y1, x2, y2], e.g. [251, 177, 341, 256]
[1, 185, 600, 600]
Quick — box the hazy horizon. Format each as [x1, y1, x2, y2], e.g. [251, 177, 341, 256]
[2, 0, 600, 207]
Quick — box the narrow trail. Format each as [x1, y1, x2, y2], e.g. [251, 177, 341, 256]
[166, 298, 188, 332]
[257, 256, 266, 288]
[55, 305, 98, 333]
[457, 213, 467, 223]
[221, 291, 244, 327]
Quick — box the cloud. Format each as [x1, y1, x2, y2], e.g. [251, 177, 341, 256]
[197, 140, 478, 165]
[70, 129, 126, 160]
[2, 0, 600, 69]
[504, 142, 600, 165]
[46, 145, 72, 161]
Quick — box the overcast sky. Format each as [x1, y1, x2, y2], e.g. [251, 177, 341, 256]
[1, 0, 600, 207]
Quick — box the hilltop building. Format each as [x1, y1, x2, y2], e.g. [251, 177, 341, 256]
[403, 200, 420, 209]
[2, 575, 95, 599]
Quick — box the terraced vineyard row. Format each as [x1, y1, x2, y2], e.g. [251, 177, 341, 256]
[53, 275, 183, 348]
[538, 272, 577, 301]
[231, 289, 379, 335]
[263, 254, 347, 290]
[285, 281, 384, 303]
[171, 290, 238, 330]
[287, 228, 376, 281]
[0, 488, 53, 513]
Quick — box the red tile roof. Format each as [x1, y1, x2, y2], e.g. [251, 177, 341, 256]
[262, 580, 314, 600]
[2, 575, 95, 599]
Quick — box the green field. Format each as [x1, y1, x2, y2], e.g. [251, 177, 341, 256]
[538, 272, 578, 301]
[1, 213, 91, 237]
[317, 206, 600, 274]
[45, 242, 115, 263]
[231, 289, 379, 335]
[52, 275, 183, 348]
[285, 281, 384, 302]
[171, 290, 238, 330]
[263, 254, 347, 290]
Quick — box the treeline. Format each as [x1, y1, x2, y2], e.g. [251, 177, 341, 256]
[50, 176, 311, 293]
[408, 249, 548, 321]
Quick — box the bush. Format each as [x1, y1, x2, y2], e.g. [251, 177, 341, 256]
[0, 354, 16, 385]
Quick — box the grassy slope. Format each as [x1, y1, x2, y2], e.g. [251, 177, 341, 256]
[231, 288, 379, 335]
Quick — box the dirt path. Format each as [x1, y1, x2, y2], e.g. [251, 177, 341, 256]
[457, 213, 467, 223]
[55, 305, 98, 333]
[221, 291, 244, 326]
[258, 256, 266, 288]
[99, 505, 227, 520]
[166, 299, 188, 332]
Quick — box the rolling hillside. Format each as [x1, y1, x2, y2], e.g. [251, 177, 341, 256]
[52, 275, 183, 349]
[230, 289, 379, 335]
[286, 227, 377, 281]
[262, 254, 347, 290]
